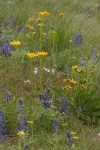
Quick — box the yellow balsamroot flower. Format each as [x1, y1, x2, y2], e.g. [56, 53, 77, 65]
[51, 31, 57, 35]
[38, 23, 44, 27]
[71, 65, 78, 69]
[73, 136, 79, 139]
[76, 68, 84, 73]
[36, 18, 41, 22]
[10, 40, 21, 46]
[28, 121, 33, 124]
[59, 12, 64, 17]
[71, 131, 77, 135]
[70, 79, 78, 85]
[63, 79, 67, 83]
[95, 3, 100, 7]
[26, 53, 38, 58]
[38, 11, 50, 16]
[37, 51, 48, 56]
[17, 130, 25, 137]
[27, 25, 34, 31]
[62, 122, 68, 127]
[26, 52, 48, 58]
[63, 78, 70, 83]
[66, 84, 71, 89]
[28, 18, 34, 22]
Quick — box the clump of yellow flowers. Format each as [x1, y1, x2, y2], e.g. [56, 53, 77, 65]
[38, 11, 50, 16]
[10, 40, 21, 46]
[26, 51, 48, 58]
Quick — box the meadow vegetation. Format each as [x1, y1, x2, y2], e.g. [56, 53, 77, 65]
[0, 0, 100, 149]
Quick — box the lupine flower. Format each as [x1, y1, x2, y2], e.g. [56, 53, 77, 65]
[24, 144, 29, 150]
[17, 100, 28, 132]
[0, 110, 7, 137]
[18, 100, 24, 114]
[66, 106, 71, 116]
[23, 118, 28, 131]
[5, 90, 11, 105]
[43, 101, 50, 109]
[0, 39, 15, 58]
[92, 49, 97, 60]
[74, 33, 82, 46]
[59, 98, 71, 116]
[9, 16, 14, 28]
[53, 118, 59, 132]
[62, 98, 68, 109]
[39, 93, 49, 101]
[43, 83, 46, 90]
[66, 131, 73, 147]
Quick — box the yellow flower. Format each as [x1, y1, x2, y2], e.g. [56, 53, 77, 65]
[37, 51, 48, 56]
[38, 11, 50, 16]
[26, 52, 48, 58]
[28, 18, 34, 22]
[71, 65, 78, 69]
[17, 130, 25, 137]
[59, 12, 64, 17]
[63, 79, 67, 83]
[63, 78, 70, 83]
[26, 53, 38, 58]
[10, 40, 21, 46]
[51, 31, 57, 35]
[28, 121, 33, 124]
[95, 3, 100, 7]
[76, 68, 84, 73]
[71, 131, 77, 135]
[65, 84, 71, 89]
[73, 136, 79, 139]
[27, 25, 34, 31]
[36, 18, 41, 22]
[70, 79, 78, 85]
[38, 23, 44, 27]
[62, 122, 68, 127]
